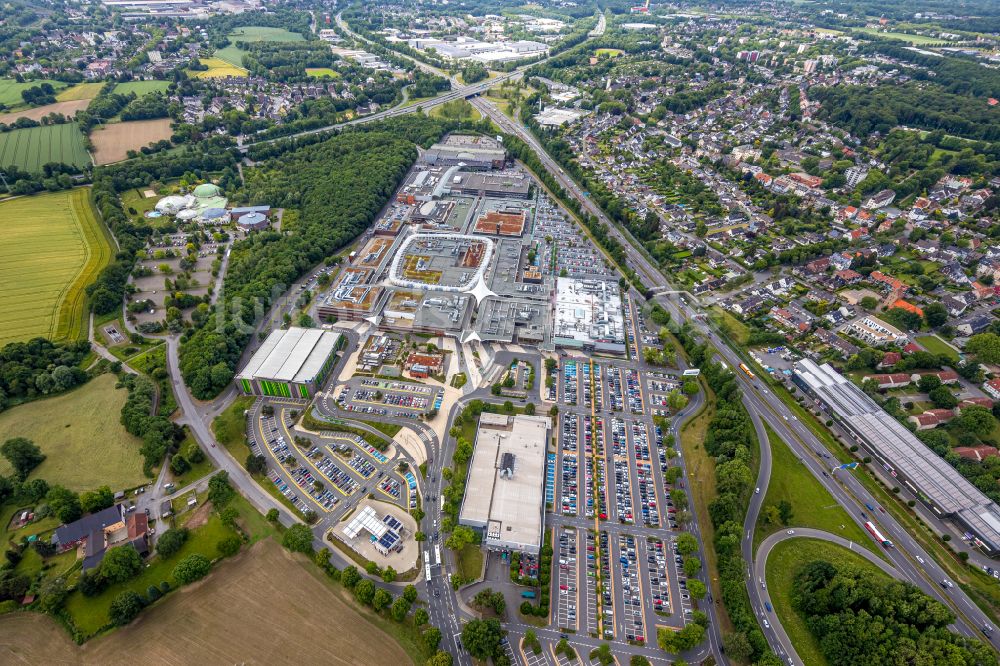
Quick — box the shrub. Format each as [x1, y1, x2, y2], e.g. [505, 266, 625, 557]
[173, 553, 212, 584]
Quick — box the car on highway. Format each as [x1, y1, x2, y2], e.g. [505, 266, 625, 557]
[941, 579, 954, 589]
[786, 530, 795, 535]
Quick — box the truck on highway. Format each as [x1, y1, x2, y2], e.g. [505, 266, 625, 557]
[864, 521, 894, 548]
[521, 591, 537, 599]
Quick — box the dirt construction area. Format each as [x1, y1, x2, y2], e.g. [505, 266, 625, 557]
[91, 118, 173, 165]
[0, 539, 413, 665]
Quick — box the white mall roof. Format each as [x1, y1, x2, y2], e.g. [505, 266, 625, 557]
[237, 327, 341, 384]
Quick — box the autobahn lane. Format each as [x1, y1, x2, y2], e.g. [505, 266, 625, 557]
[663, 298, 999, 650]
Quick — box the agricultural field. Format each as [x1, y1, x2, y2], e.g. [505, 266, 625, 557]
[214, 44, 247, 67]
[0, 99, 90, 124]
[0, 122, 90, 171]
[0, 188, 112, 345]
[91, 118, 173, 165]
[192, 57, 248, 79]
[55, 82, 104, 101]
[113, 80, 171, 96]
[0, 539, 416, 663]
[0, 78, 68, 107]
[228, 25, 305, 42]
[595, 48, 624, 57]
[0, 373, 146, 491]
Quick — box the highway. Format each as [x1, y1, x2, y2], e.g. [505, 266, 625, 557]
[468, 83, 1000, 660]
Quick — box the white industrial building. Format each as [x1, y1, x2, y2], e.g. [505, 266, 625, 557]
[458, 413, 550, 554]
[236, 327, 342, 399]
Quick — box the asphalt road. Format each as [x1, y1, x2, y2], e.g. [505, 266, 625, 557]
[753, 528, 904, 663]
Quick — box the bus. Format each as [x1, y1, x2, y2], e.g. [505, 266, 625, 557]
[434, 545, 442, 567]
[425, 562, 432, 582]
[865, 521, 893, 548]
[739, 363, 756, 379]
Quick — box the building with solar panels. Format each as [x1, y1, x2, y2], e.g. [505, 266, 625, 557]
[793, 358, 1000, 556]
[343, 505, 405, 556]
[236, 327, 343, 399]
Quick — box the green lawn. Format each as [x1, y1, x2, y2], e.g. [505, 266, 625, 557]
[228, 26, 305, 42]
[113, 80, 170, 96]
[915, 334, 960, 363]
[455, 543, 483, 581]
[709, 306, 750, 346]
[755, 424, 873, 551]
[306, 67, 339, 78]
[0, 78, 68, 106]
[63, 512, 238, 638]
[213, 396, 255, 461]
[765, 538, 893, 666]
[0, 374, 146, 492]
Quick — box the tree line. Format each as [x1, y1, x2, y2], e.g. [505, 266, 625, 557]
[672, 321, 774, 663]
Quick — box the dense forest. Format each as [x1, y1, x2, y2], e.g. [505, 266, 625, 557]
[813, 83, 1000, 143]
[178, 119, 453, 398]
[793, 559, 996, 665]
[241, 41, 336, 81]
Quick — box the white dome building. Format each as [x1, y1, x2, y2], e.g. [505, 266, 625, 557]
[155, 195, 195, 215]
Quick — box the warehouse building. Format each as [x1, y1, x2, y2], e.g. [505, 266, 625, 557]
[237, 327, 343, 399]
[458, 413, 550, 554]
[792, 358, 1000, 556]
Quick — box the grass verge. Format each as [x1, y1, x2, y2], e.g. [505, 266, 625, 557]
[754, 424, 872, 551]
[679, 380, 733, 633]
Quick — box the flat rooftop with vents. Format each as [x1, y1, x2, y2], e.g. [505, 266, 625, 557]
[458, 413, 550, 554]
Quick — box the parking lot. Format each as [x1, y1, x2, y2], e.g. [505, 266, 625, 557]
[531, 200, 616, 281]
[548, 356, 698, 641]
[616, 533, 647, 644]
[555, 528, 579, 630]
[647, 537, 671, 616]
[247, 400, 412, 521]
[335, 377, 441, 418]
